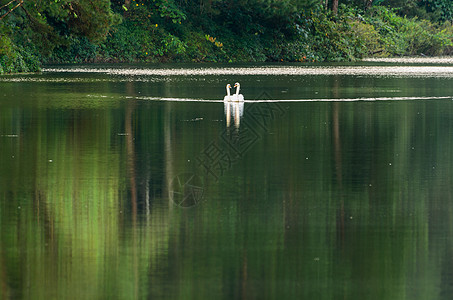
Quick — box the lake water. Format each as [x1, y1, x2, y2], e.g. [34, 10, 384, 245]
[1, 59, 453, 299]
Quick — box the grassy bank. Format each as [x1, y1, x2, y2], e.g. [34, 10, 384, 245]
[1, 3, 453, 74]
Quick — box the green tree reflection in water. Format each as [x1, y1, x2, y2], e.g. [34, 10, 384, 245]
[1, 89, 453, 299]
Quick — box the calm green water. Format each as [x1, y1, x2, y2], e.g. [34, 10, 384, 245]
[1, 61, 453, 299]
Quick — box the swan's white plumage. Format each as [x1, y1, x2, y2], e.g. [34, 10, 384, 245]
[224, 84, 232, 101]
[232, 82, 244, 102]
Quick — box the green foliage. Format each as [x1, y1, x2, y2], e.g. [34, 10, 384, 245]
[349, 20, 382, 55]
[364, 6, 453, 56]
[66, 0, 120, 43]
[1, 0, 453, 70]
[0, 26, 41, 74]
[46, 36, 98, 63]
[5, 0, 119, 48]
[96, 21, 186, 62]
[0, 0, 118, 71]
[302, 6, 367, 61]
[377, 0, 453, 23]
[420, 0, 453, 23]
[80, 2, 453, 62]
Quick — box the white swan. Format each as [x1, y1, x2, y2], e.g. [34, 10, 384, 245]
[232, 82, 244, 102]
[223, 84, 232, 101]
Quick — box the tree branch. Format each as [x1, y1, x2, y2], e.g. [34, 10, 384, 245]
[0, 0, 17, 11]
[0, 0, 23, 21]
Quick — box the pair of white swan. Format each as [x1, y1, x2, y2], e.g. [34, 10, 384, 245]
[224, 82, 244, 102]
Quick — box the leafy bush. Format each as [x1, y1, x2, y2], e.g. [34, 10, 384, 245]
[295, 5, 368, 61]
[349, 21, 382, 56]
[364, 6, 453, 56]
[0, 32, 41, 74]
[2, 0, 453, 70]
[46, 37, 98, 63]
[53, 4, 453, 63]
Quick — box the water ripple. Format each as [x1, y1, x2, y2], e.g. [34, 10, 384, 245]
[130, 96, 452, 102]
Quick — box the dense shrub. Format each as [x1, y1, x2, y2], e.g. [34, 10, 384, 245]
[1, 1, 453, 71]
[0, 31, 41, 74]
[364, 6, 453, 56]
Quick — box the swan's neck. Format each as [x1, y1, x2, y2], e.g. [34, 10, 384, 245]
[235, 86, 240, 95]
[226, 86, 231, 96]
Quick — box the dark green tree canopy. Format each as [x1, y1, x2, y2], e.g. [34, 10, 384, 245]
[1, 0, 118, 49]
[2, 0, 453, 73]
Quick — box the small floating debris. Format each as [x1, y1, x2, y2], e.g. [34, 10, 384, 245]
[43, 64, 453, 77]
[182, 117, 203, 122]
[86, 94, 108, 98]
[1, 134, 19, 138]
[117, 133, 129, 136]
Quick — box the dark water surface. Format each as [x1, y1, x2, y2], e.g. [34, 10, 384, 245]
[1, 61, 453, 299]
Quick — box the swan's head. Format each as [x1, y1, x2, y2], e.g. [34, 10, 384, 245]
[226, 84, 232, 89]
[234, 82, 240, 88]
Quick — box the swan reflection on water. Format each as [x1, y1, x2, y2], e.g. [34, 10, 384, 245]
[224, 100, 244, 128]
[224, 82, 244, 128]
